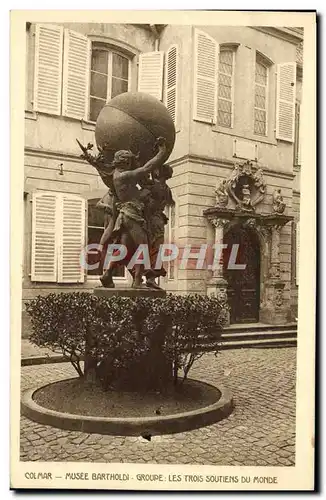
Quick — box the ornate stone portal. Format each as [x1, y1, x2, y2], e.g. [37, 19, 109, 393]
[205, 161, 293, 325]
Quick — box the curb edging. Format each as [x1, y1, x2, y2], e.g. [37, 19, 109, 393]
[21, 379, 233, 436]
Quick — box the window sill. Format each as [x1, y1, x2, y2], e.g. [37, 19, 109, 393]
[212, 125, 278, 146]
[24, 110, 97, 131]
[25, 110, 37, 121]
[81, 120, 96, 132]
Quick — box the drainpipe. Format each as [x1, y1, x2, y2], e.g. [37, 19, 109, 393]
[150, 24, 160, 51]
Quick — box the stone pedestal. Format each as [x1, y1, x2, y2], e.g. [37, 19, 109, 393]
[93, 286, 166, 299]
[260, 280, 291, 325]
[87, 286, 172, 391]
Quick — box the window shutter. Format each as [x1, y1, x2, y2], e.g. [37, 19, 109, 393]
[276, 62, 296, 142]
[58, 194, 86, 283]
[31, 192, 58, 282]
[294, 102, 300, 165]
[137, 51, 164, 100]
[296, 221, 300, 285]
[62, 29, 91, 120]
[33, 24, 63, 115]
[165, 45, 178, 126]
[297, 104, 302, 165]
[193, 29, 218, 123]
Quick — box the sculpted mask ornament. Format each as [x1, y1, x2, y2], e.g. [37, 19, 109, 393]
[209, 217, 230, 231]
[215, 287, 228, 305]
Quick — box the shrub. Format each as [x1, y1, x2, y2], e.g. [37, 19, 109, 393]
[26, 292, 228, 388]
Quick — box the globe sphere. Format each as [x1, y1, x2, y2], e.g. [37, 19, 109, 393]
[95, 92, 176, 165]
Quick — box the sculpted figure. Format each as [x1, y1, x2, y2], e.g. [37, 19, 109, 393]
[143, 164, 174, 290]
[99, 137, 167, 289]
[241, 184, 252, 210]
[230, 162, 240, 188]
[273, 188, 286, 214]
[96, 189, 114, 229]
[215, 179, 229, 207]
[254, 168, 266, 194]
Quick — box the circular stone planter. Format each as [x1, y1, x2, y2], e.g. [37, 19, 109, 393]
[21, 378, 233, 436]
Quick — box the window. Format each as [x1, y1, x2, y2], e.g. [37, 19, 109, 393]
[217, 49, 234, 128]
[87, 198, 125, 278]
[254, 57, 269, 136]
[33, 25, 131, 121]
[89, 48, 130, 122]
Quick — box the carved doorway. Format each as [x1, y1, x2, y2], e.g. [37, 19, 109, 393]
[223, 225, 261, 324]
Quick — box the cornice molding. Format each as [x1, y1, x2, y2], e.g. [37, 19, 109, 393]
[169, 154, 295, 180]
[25, 146, 86, 165]
[252, 26, 303, 45]
[24, 148, 296, 181]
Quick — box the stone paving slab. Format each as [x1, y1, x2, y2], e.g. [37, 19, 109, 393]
[20, 348, 296, 466]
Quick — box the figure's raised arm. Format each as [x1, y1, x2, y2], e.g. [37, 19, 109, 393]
[129, 137, 167, 181]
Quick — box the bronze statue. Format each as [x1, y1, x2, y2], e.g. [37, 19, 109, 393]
[96, 189, 114, 229]
[143, 164, 174, 290]
[78, 137, 168, 289]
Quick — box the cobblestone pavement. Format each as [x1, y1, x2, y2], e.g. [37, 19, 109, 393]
[20, 348, 296, 466]
[21, 339, 60, 359]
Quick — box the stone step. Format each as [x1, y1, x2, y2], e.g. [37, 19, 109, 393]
[221, 329, 297, 342]
[219, 337, 297, 350]
[224, 322, 297, 334]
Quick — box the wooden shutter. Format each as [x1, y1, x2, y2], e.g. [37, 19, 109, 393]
[294, 102, 300, 165]
[137, 51, 164, 100]
[58, 194, 86, 283]
[276, 62, 296, 142]
[193, 29, 218, 123]
[296, 221, 300, 285]
[62, 29, 91, 120]
[33, 24, 63, 115]
[165, 45, 178, 126]
[31, 192, 58, 282]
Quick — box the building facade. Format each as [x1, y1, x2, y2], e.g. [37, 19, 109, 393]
[23, 22, 303, 333]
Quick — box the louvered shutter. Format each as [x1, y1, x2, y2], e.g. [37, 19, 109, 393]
[62, 29, 91, 120]
[33, 24, 63, 115]
[193, 29, 218, 123]
[297, 104, 302, 165]
[31, 192, 58, 282]
[165, 45, 178, 127]
[58, 194, 86, 283]
[137, 51, 164, 100]
[276, 62, 296, 142]
[296, 221, 300, 285]
[294, 102, 300, 165]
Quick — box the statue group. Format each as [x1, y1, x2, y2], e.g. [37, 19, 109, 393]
[77, 137, 174, 290]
